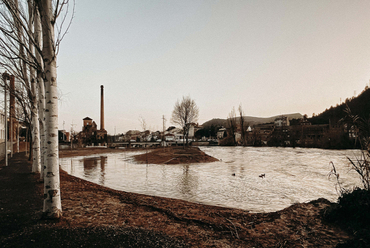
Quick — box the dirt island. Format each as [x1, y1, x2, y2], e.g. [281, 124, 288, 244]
[0, 148, 355, 247]
[133, 146, 219, 164]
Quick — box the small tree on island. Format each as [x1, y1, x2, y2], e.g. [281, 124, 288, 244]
[171, 96, 199, 147]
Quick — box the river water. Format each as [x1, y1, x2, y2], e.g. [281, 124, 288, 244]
[59, 147, 363, 213]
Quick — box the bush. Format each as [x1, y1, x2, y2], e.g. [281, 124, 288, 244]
[325, 188, 370, 228]
[323, 188, 370, 247]
[324, 106, 370, 247]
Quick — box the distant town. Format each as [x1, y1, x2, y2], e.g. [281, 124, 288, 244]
[57, 111, 356, 150]
[55, 84, 370, 150]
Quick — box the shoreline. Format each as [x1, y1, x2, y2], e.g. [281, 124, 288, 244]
[1, 149, 351, 247]
[58, 147, 350, 246]
[58, 167, 350, 247]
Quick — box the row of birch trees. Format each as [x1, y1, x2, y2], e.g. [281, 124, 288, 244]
[0, 0, 72, 219]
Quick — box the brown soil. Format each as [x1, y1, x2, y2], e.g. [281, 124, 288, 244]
[0, 149, 352, 247]
[133, 146, 219, 164]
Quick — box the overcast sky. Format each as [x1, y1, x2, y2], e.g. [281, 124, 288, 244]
[57, 0, 370, 134]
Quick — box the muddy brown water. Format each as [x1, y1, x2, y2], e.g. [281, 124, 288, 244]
[60, 146, 362, 213]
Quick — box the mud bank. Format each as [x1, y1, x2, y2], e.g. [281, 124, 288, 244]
[133, 146, 219, 164]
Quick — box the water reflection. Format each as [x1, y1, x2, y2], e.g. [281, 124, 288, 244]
[60, 147, 363, 213]
[177, 165, 199, 198]
[82, 156, 107, 185]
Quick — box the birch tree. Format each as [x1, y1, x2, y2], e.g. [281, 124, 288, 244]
[35, 0, 62, 219]
[0, 0, 73, 219]
[34, 1, 46, 179]
[27, 0, 41, 173]
[0, 0, 43, 173]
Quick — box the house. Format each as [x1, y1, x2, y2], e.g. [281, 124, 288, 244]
[254, 123, 275, 145]
[139, 130, 151, 141]
[217, 127, 227, 139]
[188, 123, 196, 138]
[188, 123, 202, 138]
[274, 116, 290, 127]
[125, 130, 141, 141]
[58, 130, 70, 142]
[235, 132, 242, 143]
[164, 133, 175, 141]
[83, 117, 93, 128]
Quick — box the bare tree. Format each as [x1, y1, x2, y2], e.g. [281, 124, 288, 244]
[171, 96, 199, 147]
[0, 1, 40, 171]
[227, 107, 237, 145]
[139, 115, 149, 163]
[0, 0, 73, 219]
[238, 104, 246, 146]
[138, 115, 147, 136]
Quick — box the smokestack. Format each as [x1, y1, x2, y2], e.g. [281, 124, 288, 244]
[100, 85, 104, 130]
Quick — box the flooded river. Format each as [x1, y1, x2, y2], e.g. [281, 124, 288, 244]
[60, 147, 363, 213]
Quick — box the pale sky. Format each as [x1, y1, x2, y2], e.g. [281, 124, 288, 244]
[57, 0, 370, 135]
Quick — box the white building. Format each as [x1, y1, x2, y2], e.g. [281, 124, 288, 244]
[274, 116, 290, 127]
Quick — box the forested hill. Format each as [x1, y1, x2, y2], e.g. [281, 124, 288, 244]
[310, 86, 370, 125]
[202, 113, 303, 128]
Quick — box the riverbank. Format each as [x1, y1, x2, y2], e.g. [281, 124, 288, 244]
[0, 150, 352, 247]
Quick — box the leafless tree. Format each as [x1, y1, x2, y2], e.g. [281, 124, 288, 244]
[139, 115, 147, 132]
[171, 96, 199, 147]
[0, 0, 74, 219]
[238, 104, 246, 146]
[138, 115, 149, 163]
[227, 107, 237, 145]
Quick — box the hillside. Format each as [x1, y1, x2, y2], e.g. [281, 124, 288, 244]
[202, 113, 303, 128]
[310, 86, 370, 125]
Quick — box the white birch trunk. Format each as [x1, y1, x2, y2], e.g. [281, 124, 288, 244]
[28, 0, 41, 174]
[35, 2, 46, 179]
[34, 4, 46, 180]
[31, 78, 41, 173]
[38, 80, 46, 180]
[38, 79, 46, 179]
[38, 0, 62, 218]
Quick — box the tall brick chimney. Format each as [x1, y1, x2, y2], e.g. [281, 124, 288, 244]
[100, 85, 104, 130]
